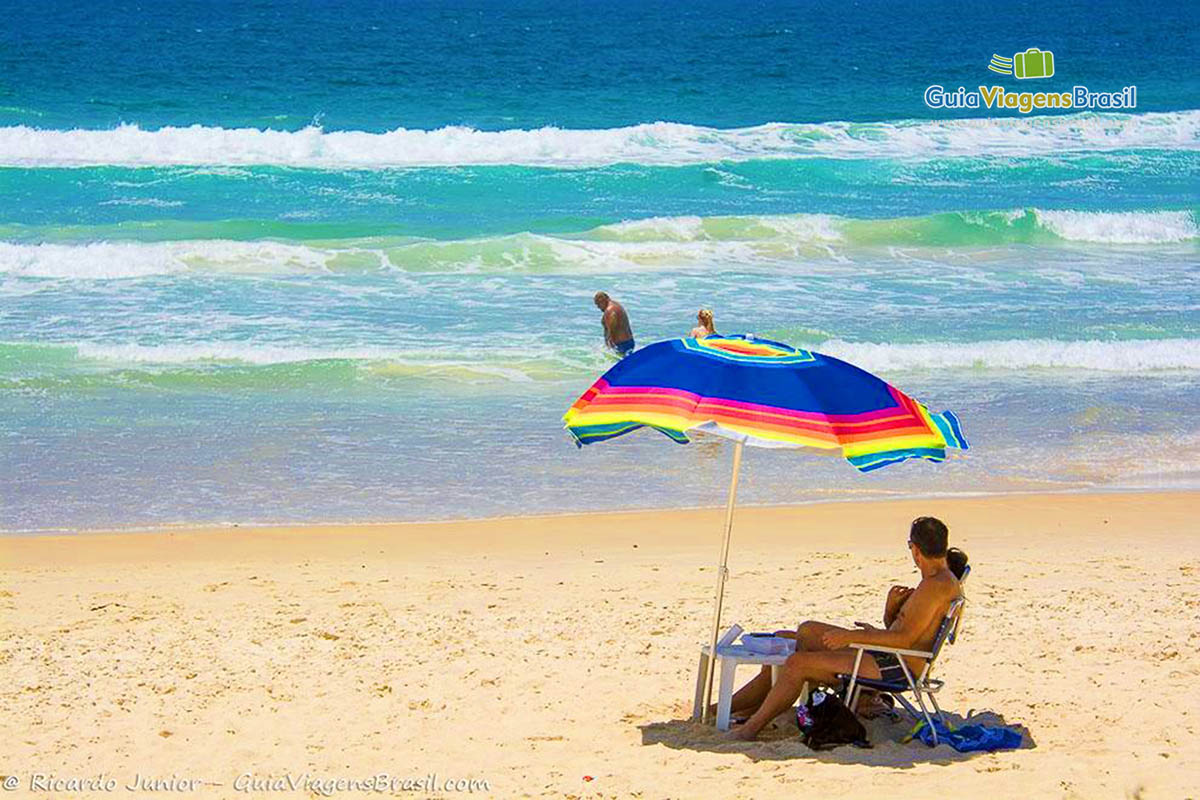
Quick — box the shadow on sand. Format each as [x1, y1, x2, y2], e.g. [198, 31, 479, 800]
[640, 709, 1034, 767]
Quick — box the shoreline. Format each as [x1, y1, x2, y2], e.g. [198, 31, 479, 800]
[3, 490, 1194, 563]
[3, 484, 1195, 539]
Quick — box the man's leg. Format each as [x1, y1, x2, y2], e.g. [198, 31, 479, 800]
[715, 618, 859, 719]
[794, 620, 849, 652]
[730, 650, 881, 741]
[718, 621, 853, 717]
[795, 621, 886, 715]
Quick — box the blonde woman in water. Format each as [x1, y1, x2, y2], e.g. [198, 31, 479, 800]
[689, 308, 716, 339]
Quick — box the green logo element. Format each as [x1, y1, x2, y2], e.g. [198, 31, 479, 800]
[988, 48, 1055, 79]
[1014, 48, 1055, 79]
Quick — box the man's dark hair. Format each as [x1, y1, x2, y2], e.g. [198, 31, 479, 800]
[909, 516, 949, 557]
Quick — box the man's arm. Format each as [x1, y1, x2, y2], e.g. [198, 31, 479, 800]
[601, 307, 616, 348]
[884, 585, 913, 627]
[823, 580, 946, 651]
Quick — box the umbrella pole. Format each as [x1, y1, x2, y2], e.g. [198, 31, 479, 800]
[700, 439, 744, 723]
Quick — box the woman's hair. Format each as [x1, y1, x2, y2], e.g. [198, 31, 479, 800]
[946, 547, 969, 580]
[697, 308, 714, 329]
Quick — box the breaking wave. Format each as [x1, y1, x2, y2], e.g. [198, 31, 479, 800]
[3, 337, 1196, 395]
[0, 209, 1193, 279]
[0, 110, 1196, 168]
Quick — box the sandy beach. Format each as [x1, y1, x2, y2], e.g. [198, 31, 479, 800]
[2, 491, 1197, 798]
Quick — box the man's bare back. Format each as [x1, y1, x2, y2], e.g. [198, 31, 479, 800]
[593, 291, 634, 355]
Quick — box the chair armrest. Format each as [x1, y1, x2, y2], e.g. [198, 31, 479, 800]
[846, 643, 934, 659]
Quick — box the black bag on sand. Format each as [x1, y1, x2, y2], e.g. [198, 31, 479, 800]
[794, 689, 871, 749]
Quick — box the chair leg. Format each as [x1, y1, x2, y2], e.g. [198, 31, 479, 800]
[884, 684, 940, 745]
[928, 691, 947, 727]
[891, 659, 940, 747]
[891, 693, 938, 745]
[892, 693, 921, 720]
[716, 658, 738, 731]
[692, 652, 710, 721]
[911, 690, 938, 746]
[844, 648, 864, 710]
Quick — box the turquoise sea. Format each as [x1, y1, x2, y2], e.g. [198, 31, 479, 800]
[2, 0, 1197, 531]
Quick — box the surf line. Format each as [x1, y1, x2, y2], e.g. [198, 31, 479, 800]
[924, 85, 1136, 113]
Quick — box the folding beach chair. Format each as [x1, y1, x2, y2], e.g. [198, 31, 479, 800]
[837, 573, 968, 746]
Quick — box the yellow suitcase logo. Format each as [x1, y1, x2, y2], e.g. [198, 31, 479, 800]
[989, 48, 1055, 79]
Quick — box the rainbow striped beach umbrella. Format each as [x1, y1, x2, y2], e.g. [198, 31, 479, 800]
[562, 334, 967, 722]
[565, 334, 966, 468]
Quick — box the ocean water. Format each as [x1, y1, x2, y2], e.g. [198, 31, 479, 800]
[2, 0, 1198, 532]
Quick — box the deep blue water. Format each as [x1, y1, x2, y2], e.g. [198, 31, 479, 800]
[1, 0, 1197, 531]
[2, 0, 1197, 129]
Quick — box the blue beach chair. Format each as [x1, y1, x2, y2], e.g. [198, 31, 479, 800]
[837, 568, 969, 746]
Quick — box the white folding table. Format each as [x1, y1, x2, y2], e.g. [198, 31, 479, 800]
[692, 625, 800, 731]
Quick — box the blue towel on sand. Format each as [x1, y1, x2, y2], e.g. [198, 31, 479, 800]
[908, 719, 1023, 752]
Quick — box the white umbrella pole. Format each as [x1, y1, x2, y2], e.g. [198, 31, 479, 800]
[700, 440, 744, 723]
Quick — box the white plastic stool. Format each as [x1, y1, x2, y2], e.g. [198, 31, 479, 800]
[692, 626, 797, 731]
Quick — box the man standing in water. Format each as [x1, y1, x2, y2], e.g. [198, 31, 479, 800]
[594, 291, 635, 357]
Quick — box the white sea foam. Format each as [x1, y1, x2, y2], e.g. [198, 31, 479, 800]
[41, 337, 1200, 374]
[1, 209, 1193, 279]
[63, 341, 603, 382]
[755, 214, 845, 241]
[591, 216, 710, 241]
[818, 338, 1200, 372]
[0, 231, 840, 279]
[1035, 209, 1199, 243]
[587, 209, 1199, 246]
[589, 214, 844, 243]
[0, 240, 359, 278]
[97, 197, 186, 208]
[0, 110, 1196, 168]
[73, 341, 401, 364]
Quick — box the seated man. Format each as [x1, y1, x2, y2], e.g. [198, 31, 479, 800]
[846, 546, 966, 651]
[727, 517, 964, 740]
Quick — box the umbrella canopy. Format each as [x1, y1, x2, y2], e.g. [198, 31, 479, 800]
[562, 334, 968, 724]
[564, 334, 967, 470]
